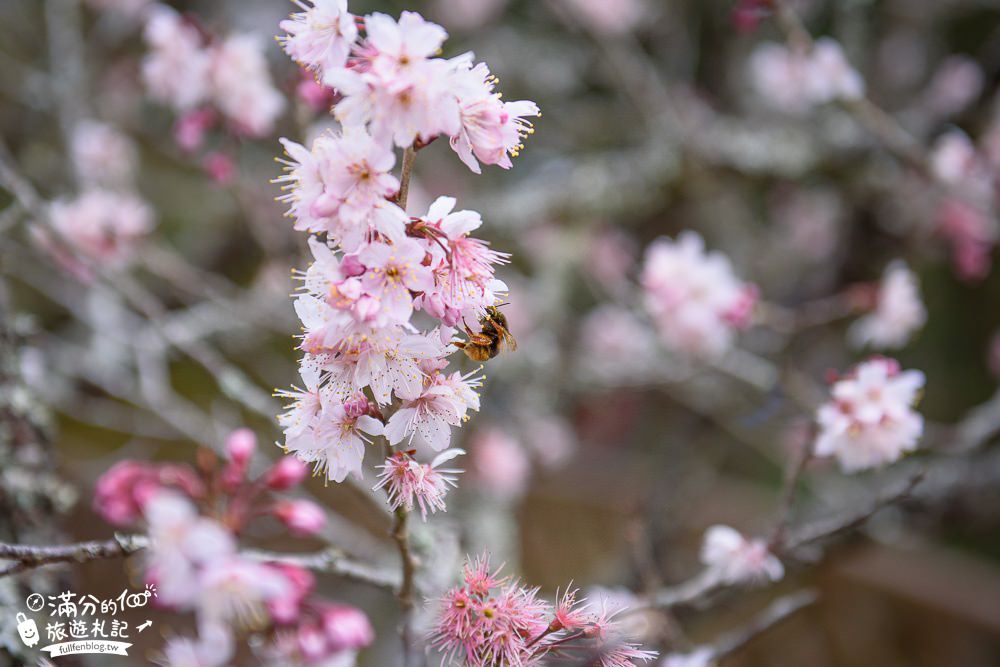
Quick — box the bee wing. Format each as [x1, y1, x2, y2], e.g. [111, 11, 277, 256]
[498, 328, 518, 352]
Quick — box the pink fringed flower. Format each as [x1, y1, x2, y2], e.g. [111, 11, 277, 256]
[374, 449, 463, 519]
[431, 553, 655, 666]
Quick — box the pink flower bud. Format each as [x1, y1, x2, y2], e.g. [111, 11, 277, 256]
[297, 623, 328, 660]
[273, 499, 327, 536]
[296, 75, 335, 112]
[264, 456, 309, 491]
[203, 151, 236, 185]
[226, 428, 257, 465]
[173, 108, 216, 153]
[321, 604, 374, 651]
[266, 563, 314, 625]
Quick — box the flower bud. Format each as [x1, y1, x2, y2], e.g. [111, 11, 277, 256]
[226, 428, 257, 465]
[273, 499, 327, 536]
[264, 456, 309, 491]
[321, 604, 374, 651]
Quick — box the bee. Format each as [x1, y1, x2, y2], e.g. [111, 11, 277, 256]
[454, 305, 518, 361]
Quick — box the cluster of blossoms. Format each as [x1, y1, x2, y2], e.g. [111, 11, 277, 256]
[929, 129, 1000, 282]
[640, 231, 757, 358]
[430, 554, 655, 666]
[279, 1, 539, 172]
[142, 4, 285, 147]
[47, 188, 154, 269]
[40, 120, 154, 274]
[700, 525, 783, 585]
[749, 38, 864, 113]
[814, 358, 926, 472]
[94, 429, 374, 666]
[849, 262, 927, 350]
[274, 1, 538, 518]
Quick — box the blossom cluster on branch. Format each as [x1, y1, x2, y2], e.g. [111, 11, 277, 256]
[94, 430, 373, 667]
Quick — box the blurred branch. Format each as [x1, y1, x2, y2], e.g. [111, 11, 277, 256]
[0, 536, 400, 590]
[701, 589, 818, 661]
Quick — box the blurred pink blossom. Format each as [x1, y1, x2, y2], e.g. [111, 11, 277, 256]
[700, 525, 783, 584]
[849, 261, 926, 350]
[471, 427, 530, 498]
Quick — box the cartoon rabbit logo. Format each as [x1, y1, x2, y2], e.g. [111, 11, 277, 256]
[15, 613, 39, 648]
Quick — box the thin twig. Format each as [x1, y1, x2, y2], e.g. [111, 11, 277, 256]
[0, 536, 400, 590]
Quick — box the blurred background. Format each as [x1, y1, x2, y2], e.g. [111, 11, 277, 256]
[2, 0, 1000, 665]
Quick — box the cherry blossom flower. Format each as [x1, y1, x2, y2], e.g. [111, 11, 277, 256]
[470, 427, 530, 498]
[560, 0, 647, 35]
[374, 448, 463, 519]
[937, 199, 996, 282]
[276, 132, 407, 248]
[70, 120, 138, 188]
[385, 370, 481, 451]
[700, 525, 783, 584]
[49, 189, 155, 265]
[431, 554, 655, 666]
[359, 238, 436, 324]
[284, 394, 384, 483]
[930, 129, 980, 186]
[814, 358, 926, 472]
[641, 231, 756, 358]
[197, 557, 294, 631]
[142, 6, 211, 111]
[279, 0, 358, 75]
[144, 492, 237, 608]
[326, 58, 462, 149]
[449, 62, 539, 173]
[208, 34, 286, 137]
[749, 38, 863, 113]
[849, 262, 927, 350]
[417, 196, 509, 321]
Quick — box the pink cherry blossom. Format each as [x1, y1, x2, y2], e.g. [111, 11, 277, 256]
[849, 262, 927, 350]
[449, 62, 539, 173]
[144, 492, 237, 608]
[417, 196, 509, 319]
[142, 6, 211, 111]
[374, 448, 463, 519]
[70, 120, 137, 188]
[470, 427, 530, 498]
[49, 189, 155, 266]
[814, 358, 925, 472]
[279, 0, 358, 75]
[749, 38, 863, 113]
[283, 394, 384, 483]
[197, 556, 293, 630]
[641, 231, 755, 358]
[700, 525, 783, 584]
[208, 34, 286, 137]
[359, 238, 435, 324]
[385, 370, 481, 451]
